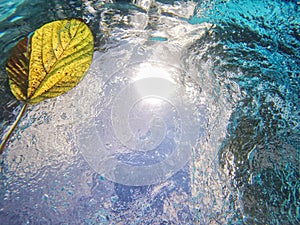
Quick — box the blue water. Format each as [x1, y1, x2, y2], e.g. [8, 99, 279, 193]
[0, 0, 299, 224]
[190, 1, 300, 223]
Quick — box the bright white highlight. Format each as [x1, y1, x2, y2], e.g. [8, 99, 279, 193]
[134, 62, 177, 104]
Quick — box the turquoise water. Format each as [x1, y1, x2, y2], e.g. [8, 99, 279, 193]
[0, 0, 299, 224]
[190, 1, 299, 223]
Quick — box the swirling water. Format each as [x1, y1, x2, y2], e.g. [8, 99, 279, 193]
[0, 0, 299, 224]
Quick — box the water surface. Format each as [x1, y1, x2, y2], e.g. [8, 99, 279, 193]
[0, 0, 299, 224]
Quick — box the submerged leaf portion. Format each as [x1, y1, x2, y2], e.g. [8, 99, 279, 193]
[6, 18, 94, 104]
[6, 37, 30, 101]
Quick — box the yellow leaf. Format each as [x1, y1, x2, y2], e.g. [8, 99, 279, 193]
[6, 18, 94, 104]
[1, 19, 94, 154]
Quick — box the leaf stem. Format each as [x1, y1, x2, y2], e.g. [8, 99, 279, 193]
[0, 103, 28, 154]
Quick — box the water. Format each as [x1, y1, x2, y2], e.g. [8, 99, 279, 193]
[0, 0, 299, 224]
